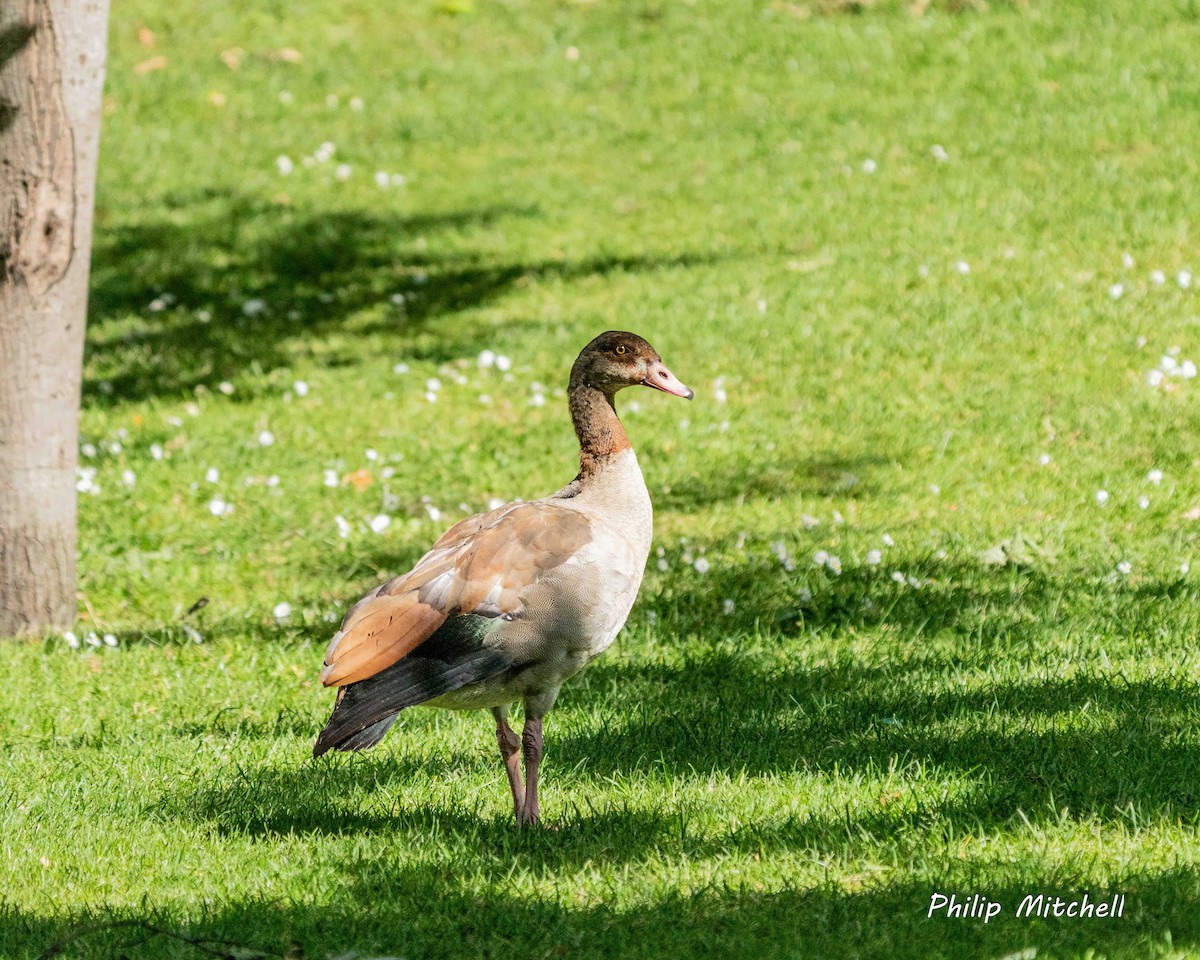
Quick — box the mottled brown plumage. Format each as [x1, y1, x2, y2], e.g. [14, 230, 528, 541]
[314, 331, 692, 824]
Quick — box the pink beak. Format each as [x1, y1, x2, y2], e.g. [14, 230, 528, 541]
[643, 362, 694, 400]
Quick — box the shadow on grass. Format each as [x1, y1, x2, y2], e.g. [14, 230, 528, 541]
[86, 192, 719, 405]
[653, 451, 892, 511]
[4, 863, 1199, 960]
[149, 558, 1200, 844]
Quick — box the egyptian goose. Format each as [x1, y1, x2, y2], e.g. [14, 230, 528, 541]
[314, 331, 692, 824]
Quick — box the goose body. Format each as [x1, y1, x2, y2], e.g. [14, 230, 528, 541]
[313, 332, 691, 823]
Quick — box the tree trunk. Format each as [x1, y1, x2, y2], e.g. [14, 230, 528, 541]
[0, 0, 109, 637]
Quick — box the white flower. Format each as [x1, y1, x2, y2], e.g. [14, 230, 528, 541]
[530, 393, 546, 407]
[825, 554, 842, 575]
[1138, 496, 1150, 509]
[495, 355, 512, 372]
[335, 163, 352, 181]
[1147, 469, 1163, 484]
[1122, 252, 1135, 269]
[335, 515, 351, 538]
[693, 557, 710, 574]
[323, 469, 339, 488]
[63, 630, 79, 649]
[266, 475, 280, 488]
[1039, 453, 1052, 466]
[150, 443, 164, 460]
[349, 96, 364, 111]
[279, 90, 293, 104]
[1095, 489, 1109, 505]
[273, 601, 292, 621]
[1108, 283, 1124, 300]
[390, 173, 406, 187]
[425, 504, 441, 522]
[1182, 562, 1191, 575]
[315, 141, 335, 162]
[881, 533, 895, 547]
[325, 94, 339, 108]
[102, 633, 117, 647]
[258, 430, 275, 447]
[955, 260, 970, 275]
[369, 513, 391, 533]
[374, 170, 390, 188]
[812, 550, 829, 566]
[242, 298, 266, 316]
[866, 549, 882, 566]
[205, 467, 219, 483]
[891, 571, 905, 583]
[218, 381, 235, 395]
[861, 158, 876, 174]
[1147, 369, 1165, 387]
[80, 442, 97, 458]
[656, 558, 668, 572]
[1117, 561, 1132, 575]
[488, 497, 505, 510]
[121, 469, 137, 487]
[75, 467, 100, 495]
[1151, 270, 1166, 285]
[722, 599, 735, 615]
[1180, 270, 1193, 289]
[393, 362, 409, 374]
[276, 155, 294, 175]
[477, 349, 497, 368]
[294, 380, 309, 397]
[426, 378, 442, 393]
[208, 496, 231, 517]
[801, 514, 819, 530]
[565, 45, 580, 61]
[84, 632, 100, 647]
[365, 448, 378, 461]
[1183, 360, 1198, 379]
[797, 588, 812, 603]
[424, 391, 438, 403]
[930, 144, 948, 162]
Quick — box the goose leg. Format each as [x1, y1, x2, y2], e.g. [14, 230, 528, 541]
[492, 706, 524, 822]
[520, 715, 543, 825]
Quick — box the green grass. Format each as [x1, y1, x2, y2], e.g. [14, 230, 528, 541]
[5, 0, 1200, 956]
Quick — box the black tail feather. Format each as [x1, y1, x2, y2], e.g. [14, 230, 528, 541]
[312, 645, 516, 757]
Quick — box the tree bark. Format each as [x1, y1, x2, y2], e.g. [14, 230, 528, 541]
[0, 0, 109, 637]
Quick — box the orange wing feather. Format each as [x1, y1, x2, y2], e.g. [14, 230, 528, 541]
[320, 501, 590, 688]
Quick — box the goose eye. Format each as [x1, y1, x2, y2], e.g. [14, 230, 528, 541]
[615, 345, 626, 356]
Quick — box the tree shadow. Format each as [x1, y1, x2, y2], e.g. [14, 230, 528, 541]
[545, 559, 1200, 827]
[85, 192, 720, 405]
[654, 452, 890, 512]
[5, 861, 1199, 959]
[150, 556, 1200, 861]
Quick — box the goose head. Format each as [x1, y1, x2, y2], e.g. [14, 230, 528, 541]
[571, 331, 693, 400]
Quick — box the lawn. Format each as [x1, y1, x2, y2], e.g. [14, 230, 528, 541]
[4, 0, 1200, 956]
